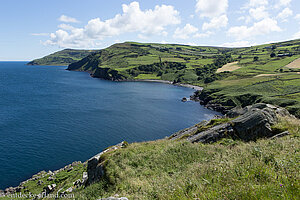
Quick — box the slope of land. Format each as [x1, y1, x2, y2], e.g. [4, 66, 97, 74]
[67, 42, 234, 83]
[1, 110, 299, 200]
[66, 39, 300, 117]
[27, 49, 99, 66]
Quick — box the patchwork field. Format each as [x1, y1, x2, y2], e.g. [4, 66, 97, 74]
[285, 58, 300, 68]
[216, 61, 240, 73]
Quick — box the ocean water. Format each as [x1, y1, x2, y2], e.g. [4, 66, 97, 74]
[0, 62, 218, 189]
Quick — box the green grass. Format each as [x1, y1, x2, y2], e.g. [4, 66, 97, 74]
[135, 74, 161, 80]
[1, 117, 299, 200]
[72, 116, 299, 200]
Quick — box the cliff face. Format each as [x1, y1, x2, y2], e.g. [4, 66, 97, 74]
[67, 50, 127, 81]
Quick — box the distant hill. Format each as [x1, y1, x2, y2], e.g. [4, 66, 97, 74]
[29, 39, 300, 117]
[67, 40, 300, 117]
[67, 42, 233, 82]
[27, 49, 99, 66]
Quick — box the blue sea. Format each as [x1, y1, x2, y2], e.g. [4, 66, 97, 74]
[0, 62, 218, 189]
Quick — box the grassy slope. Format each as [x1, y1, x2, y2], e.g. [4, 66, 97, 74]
[2, 116, 298, 200]
[67, 42, 230, 83]
[27, 49, 98, 66]
[67, 39, 300, 117]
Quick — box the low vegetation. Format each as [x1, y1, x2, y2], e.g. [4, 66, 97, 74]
[27, 49, 98, 66]
[75, 116, 300, 199]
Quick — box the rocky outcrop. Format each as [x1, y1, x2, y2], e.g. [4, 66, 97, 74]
[86, 142, 127, 185]
[174, 103, 292, 143]
[92, 67, 127, 81]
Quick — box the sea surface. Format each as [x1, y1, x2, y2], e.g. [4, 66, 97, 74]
[0, 62, 219, 189]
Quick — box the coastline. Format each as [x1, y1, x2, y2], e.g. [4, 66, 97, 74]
[129, 79, 203, 91]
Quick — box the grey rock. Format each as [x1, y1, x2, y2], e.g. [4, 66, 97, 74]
[185, 104, 289, 143]
[65, 187, 73, 193]
[270, 131, 290, 139]
[232, 107, 277, 141]
[74, 179, 82, 187]
[82, 172, 88, 184]
[44, 184, 56, 194]
[181, 97, 188, 102]
[67, 167, 73, 172]
[187, 123, 233, 143]
[170, 120, 209, 140]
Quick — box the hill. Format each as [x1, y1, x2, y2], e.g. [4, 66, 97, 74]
[27, 49, 99, 66]
[67, 40, 300, 117]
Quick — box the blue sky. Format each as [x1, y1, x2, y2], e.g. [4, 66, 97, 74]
[0, 0, 300, 60]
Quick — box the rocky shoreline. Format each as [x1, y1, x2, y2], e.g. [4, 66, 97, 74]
[1, 102, 295, 198]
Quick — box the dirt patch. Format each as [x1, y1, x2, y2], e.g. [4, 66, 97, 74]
[285, 58, 300, 69]
[255, 74, 278, 77]
[217, 61, 240, 73]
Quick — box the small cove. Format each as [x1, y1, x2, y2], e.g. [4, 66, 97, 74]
[0, 62, 219, 189]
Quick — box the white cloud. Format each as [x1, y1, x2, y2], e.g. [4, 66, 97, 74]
[221, 41, 256, 47]
[227, 18, 282, 40]
[31, 33, 49, 36]
[202, 15, 228, 30]
[195, 0, 228, 18]
[186, 42, 198, 46]
[295, 14, 300, 20]
[193, 31, 213, 38]
[249, 6, 269, 20]
[247, 0, 269, 8]
[277, 7, 293, 21]
[46, 2, 180, 48]
[293, 31, 300, 39]
[58, 24, 75, 30]
[277, 0, 292, 7]
[173, 24, 198, 39]
[58, 15, 79, 23]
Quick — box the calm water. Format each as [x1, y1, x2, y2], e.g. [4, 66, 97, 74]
[0, 62, 218, 189]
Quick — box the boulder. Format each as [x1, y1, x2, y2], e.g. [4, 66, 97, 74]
[181, 97, 188, 102]
[270, 131, 290, 139]
[231, 107, 277, 141]
[185, 104, 287, 143]
[188, 123, 233, 143]
[44, 184, 56, 194]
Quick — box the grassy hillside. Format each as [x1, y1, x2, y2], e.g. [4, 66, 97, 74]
[27, 49, 99, 66]
[66, 39, 300, 117]
[67, 42, 234, 83]
[193, 39, 300, 117]
[1, 116, 298, 199]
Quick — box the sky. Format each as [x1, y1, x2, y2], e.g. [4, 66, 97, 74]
[0, 0, 300, 61]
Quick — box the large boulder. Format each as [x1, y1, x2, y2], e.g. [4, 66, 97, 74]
[187, 123, 234, 143]
[185, 103, 289, 143]
[231, 107, 277, 141]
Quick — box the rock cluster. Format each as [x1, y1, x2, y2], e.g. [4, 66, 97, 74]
[2, 161, 82, 196]
[171, 103, 292, 143]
